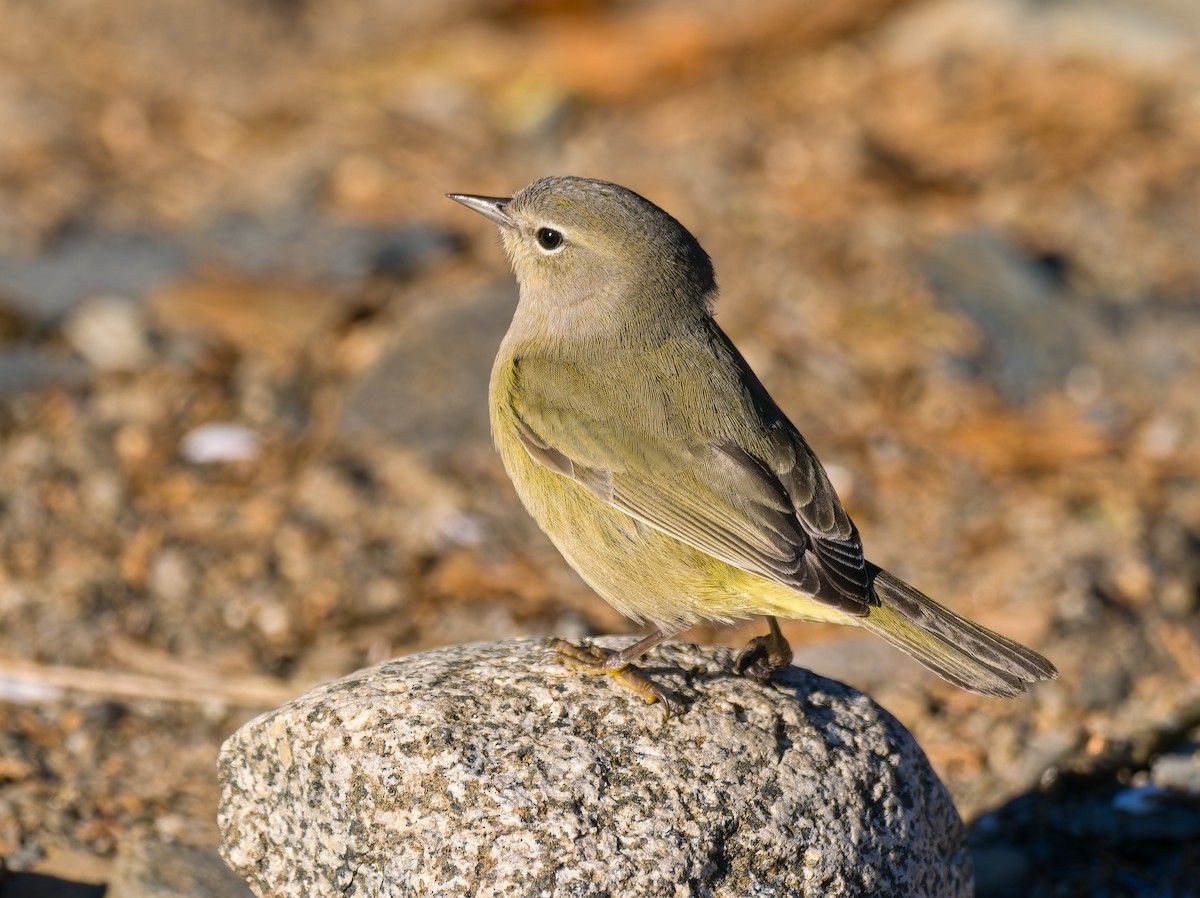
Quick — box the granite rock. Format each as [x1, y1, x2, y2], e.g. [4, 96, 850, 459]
[218, 638, 971, 898]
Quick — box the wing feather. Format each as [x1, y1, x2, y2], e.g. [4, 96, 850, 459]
[505, 337, 872, 614]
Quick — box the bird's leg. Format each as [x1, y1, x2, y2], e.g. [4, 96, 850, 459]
[549, 628, 680, 718]
[734, 615, 794, 681]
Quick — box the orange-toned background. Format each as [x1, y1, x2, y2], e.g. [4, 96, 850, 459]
[1, 0, 1199, 884]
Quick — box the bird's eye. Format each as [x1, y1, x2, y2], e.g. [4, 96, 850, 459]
[535, 228, 564, 251]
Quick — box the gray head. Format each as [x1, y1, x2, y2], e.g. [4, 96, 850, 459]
[449, 177, 716, 336]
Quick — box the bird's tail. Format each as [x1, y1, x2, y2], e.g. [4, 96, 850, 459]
[859, 564, 1057, 697]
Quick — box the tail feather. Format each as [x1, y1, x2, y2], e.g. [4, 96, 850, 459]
[859, 564, 1057, 697]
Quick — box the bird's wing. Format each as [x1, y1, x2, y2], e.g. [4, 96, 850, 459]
[505, 343, 872, 614]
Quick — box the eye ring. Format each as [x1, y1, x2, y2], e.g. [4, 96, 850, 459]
[535, 227, 564, 251]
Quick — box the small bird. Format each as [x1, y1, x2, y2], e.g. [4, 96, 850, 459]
[449, 177, 1056, 712]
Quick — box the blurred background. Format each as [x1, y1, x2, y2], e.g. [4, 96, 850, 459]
[1, 0, 1199, 894]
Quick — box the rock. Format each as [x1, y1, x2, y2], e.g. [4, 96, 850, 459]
[921, 229, 1089, 407]
[0, 232, 190, 327]
[1150, 740, 1200, 796]
[0, 216, 457, 333]
[180, 423, 262, 465]
[218, 638, 971, 898]
[881, 0, 1200, 66]
[0, 348, 90, 397]
[967, 845, 1030, 898]
[923, 230, 1200, 415]
[339, 284, 517, 462]
[61, 296, 153, 372]
[106, 839, 254, 898]
[969, 736, 1200, 898]
[149, 278, 345, 367]
[201, 213, 461, 283]
[789, 632, 922, 696]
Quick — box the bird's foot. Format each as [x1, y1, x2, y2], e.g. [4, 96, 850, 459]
[734, 618, 794, 681]
[547, 638, 677, 720]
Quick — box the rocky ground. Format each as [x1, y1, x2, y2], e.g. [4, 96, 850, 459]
[1, 0, 1199, 895]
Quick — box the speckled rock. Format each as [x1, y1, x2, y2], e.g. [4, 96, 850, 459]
[218, 638, 971, 898]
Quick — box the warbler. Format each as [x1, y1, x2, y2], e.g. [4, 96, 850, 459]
[449, 177, 1056, 711]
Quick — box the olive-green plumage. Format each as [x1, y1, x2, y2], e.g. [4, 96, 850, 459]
[449, 176, 1056, 702]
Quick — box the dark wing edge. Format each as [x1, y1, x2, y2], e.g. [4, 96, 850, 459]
[716, 436, 873, 614]
[705, 323, 872, 611]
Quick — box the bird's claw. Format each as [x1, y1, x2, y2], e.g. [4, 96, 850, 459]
[548, 638, 678, 721]
[735, 630, 794, 681]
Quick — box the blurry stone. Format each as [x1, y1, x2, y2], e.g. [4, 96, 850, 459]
[1009, 727, 1080, 794]
[26, 850, 111, 887]
[219, 639, 972, 898]
[107, 839, 254, 898]
[0, 303, 26, 341]
[1089, 298, 1200, 396]
[150, 279, 340, 366]
[180, 423, 261, 464]
[0, 212, 459, 339]
[1111, 782, 1176, 815]
[882, 0, 1200, 66]
[1073, 639, 1133, 710]
[922, 230, 1089, 406]
[60, 296, 153, 372]
[0, 232, 190, 326]
[1110, 783, 1200, 841]
[201, 213, 462, 283]
[793, 632, 929, 696]
[366, 226, 463, 280]
[1138, 415, 1184, 460]
[340, 284, 517, 462]
[1150, 742, 1200, 796]
[969, 845, 1030, 898]
[149, 548, 196, 603]
[0, 349, 90, 396]
[970, 732, 1200, 898]
[403, 0, 926, 107]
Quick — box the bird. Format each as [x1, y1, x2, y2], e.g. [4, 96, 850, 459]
[448, 176, 1056, 713]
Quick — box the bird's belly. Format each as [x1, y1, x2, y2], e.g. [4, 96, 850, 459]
[498, 438, 807, 630]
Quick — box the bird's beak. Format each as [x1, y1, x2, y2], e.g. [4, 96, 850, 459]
[446, 193, 516, 228]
